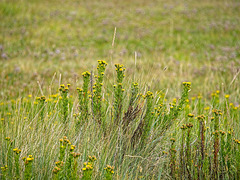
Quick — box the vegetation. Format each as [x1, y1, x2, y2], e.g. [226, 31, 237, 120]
[0, 0, 239, 179]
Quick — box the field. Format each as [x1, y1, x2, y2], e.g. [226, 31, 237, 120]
[0, 0, 240, 179]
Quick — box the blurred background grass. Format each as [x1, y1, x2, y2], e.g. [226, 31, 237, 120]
[0, 0, 239, 102]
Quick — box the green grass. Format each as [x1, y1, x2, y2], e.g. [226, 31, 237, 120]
[1, 0, 240, 98]
[0, 0, 240, 179]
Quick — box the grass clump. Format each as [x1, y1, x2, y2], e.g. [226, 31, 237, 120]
[0, 60, 239, 179]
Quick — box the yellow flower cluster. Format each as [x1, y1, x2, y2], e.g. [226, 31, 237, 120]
[70, 145, 76, 152]
[13, 148, 21, 154]
[1, 165, 8, 171]
[53, 161, 64, 174]
[104, 165, 114, 174]
[234, 139, 240, 144]
[59, 84, 70, 92]
[71, 152, 81, 158]
[115, 64, 125, 71]
[211, 90, 220, 97]
[133, 82, 138, 87]
[50, 94, 59, 98]
[213, 109, 222, 116]
[188, 113, 194, 118]
[169, 103, 175, 109]
[37, 96, 46, 101]
[55, 161, 64, 167]
[60, 136, 71, 145]
[219, 130, 225, 135]
[182, 82, 191, 89]
[82, 71, 91, 77]
[23, 155, 34, 164]
[229, 103, 238, 110]
[88, 155, 97, 162]
[5, 137, 11, 141]
[53, 166, 61, 174]
[98, 60, 108, 66]
[76, 87, 83, 92]
[82, 162, 93, 171]
[197, 114, 205, 120]
[142, 91, 153, 99]
[180, 124, 187, 130]
[186, 123, 193, 128]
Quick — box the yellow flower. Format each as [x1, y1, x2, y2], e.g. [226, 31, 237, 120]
[86, 165, 91, 169]
[204, 107, 210, 111]
[225, 94, 230, 99]
[188, 113, 194, 118]
[26, 157, 33, 162]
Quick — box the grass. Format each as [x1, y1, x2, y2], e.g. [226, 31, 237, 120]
[1, 0, 239, 98]
[0, 0, 240, 179]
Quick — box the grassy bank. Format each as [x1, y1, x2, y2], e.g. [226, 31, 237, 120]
[0, 0, 240, 179]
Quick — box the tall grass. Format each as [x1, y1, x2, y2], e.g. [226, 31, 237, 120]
[0, 60, 239, 179]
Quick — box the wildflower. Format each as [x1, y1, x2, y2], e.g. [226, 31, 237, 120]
[70, 145, 76, 151]
[204, 106, 210, 111]
[213, 109, 222, 116]
[225, 94, 230, 99]
[180, 124, 187, 129]
[188, 113, 194, 118]
[163, 151, 168, 155]
[5, 137, 10, 141]
[197, 114, 205, 120]
[53, 166, 61, 174]
[13, 148, 21, 154]
[1, 165, 8, 171]
[186, 123, 193, 128]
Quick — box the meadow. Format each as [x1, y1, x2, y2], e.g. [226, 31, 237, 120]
[0, 0, 240, 179]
